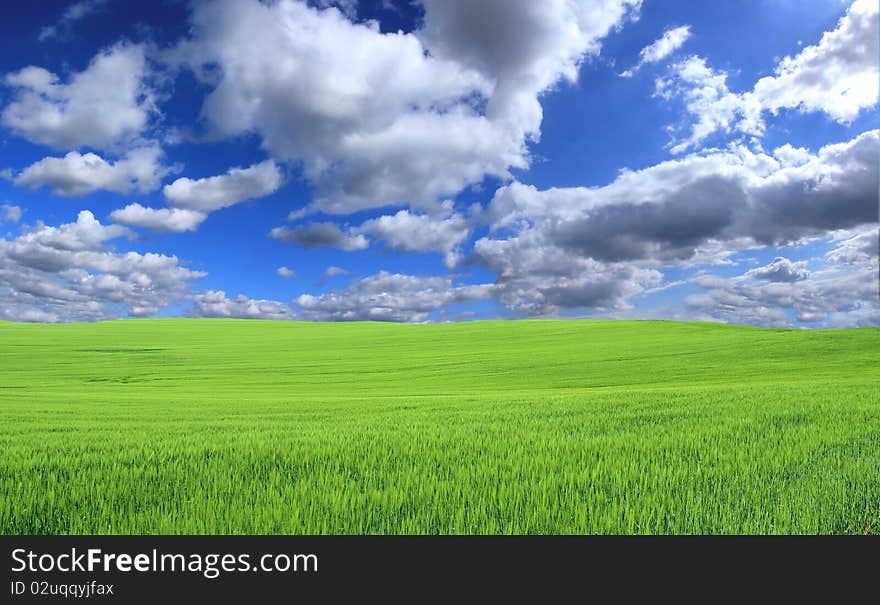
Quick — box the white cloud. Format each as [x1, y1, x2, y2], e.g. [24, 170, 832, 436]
[1, 204, 22, 224]
[686, 259, 878, 328]
[10, 210, 131, 256]
[474, 130, 878, 315]
[772, 143, 812, 167]
[163, 160, 283, 212]
[270, 222, 368, 251]
[419, 0, 642, 97]
[826, 225, 878, 265]
[169, 0, 641, 214]
[473, 230, 663, 316]
[39, 0, 107, 41]
[319, 265, 349, 284]
[189, 290, 296, 319]
[752, 0, 878, 123]
[744, 257, 809, 282]
[0, 210, 205, 322]
[356, 208, 471, 268]
[295, 271, 493, 322]
[272, 209, 472, 265]
[620, 25, 691, 77]
[14, 146, 171, 196]
[488, 130, 877, 254]
[662, 0, 878, 153]
[276, 266, 296, 278]
[109, 203, 207, 233]
[659, 56, 763, 154]
[323, 266, 348, 277]
[2, 43, 154, 151]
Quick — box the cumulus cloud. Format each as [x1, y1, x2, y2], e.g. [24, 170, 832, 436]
[473, 230, 663, 316]
[1, 204, 22, 224]
[418, 0, 641, 96]
[319, 265, 349, 284]
[744, 257, 809, 282]
[357, 208, 471, 268]
[661, 0, 878, 152]
[752, 0, 878, 123]
[685, 262, 878, 327]
[825, 226, 878, 265]
[276, 266, 296, 278]
[169, 0, 640, 214]
[620, 25, 691, 77]
[2, 43, 154, 151]
[270, 222, 368, 251]
[295, 271, 493, 322]
[14, 146, 171, 196]
[473, 130, 878, 315]
[491, 130, 876, 257]
[0, 210, 205, 322]
[163, 160, 283, 212]
[272, 206, 470, 265]
[189, 290, 295, 319]
[39, 0, 107, 41]
[658, 56, 762, 154]
[9, 210, 131, 259]
[772, 144, 812, 168]
[109, 203, 207, 233]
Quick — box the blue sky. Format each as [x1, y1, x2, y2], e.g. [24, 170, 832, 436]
[0, 0, 876, 326]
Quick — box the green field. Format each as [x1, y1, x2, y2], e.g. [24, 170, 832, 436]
[1, 319, 878, 534]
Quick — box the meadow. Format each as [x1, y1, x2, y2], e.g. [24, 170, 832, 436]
[0, 318, 878, 534]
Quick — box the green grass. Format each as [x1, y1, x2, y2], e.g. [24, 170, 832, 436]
[1, 318, 878, 534]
